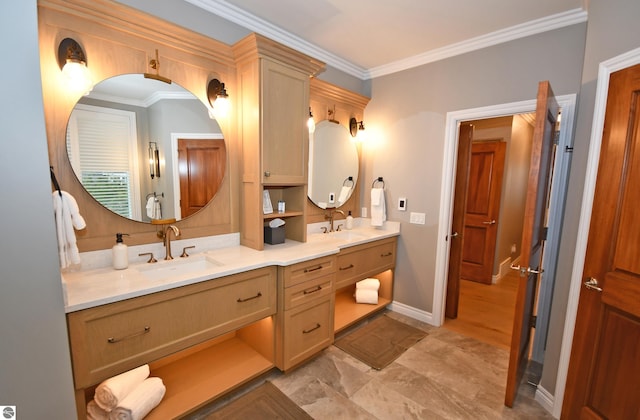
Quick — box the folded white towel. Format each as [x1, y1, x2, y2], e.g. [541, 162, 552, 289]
[52, 190, 86, 269]
[87, 400, 109, 420]
[355, 288, 378, 305]
[145, 196, 155, 219]
[370, 188, 386, 227]
[95, 365, 150, 412]
[108, 377, 166, 420]
[356, 278, 380, 291]
[337, 185, 352, 205]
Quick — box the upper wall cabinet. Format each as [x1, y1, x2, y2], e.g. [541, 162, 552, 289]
[233, 34, 325, 250]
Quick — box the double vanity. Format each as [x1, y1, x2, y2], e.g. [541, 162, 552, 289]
[63, 222, 399, 418]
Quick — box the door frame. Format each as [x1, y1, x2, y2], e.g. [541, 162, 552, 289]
[432, 93, 575, 404]
[551, 47, 640, 418]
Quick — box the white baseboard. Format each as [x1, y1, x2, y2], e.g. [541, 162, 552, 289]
[388, 301, 436, 326]
[535, 385, 556, 418]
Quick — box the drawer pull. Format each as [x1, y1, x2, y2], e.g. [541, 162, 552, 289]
[339, 264, 354, 271]
[303, 285, 322, 295]
[381, 252, 393, 257]
[237, 292, 262, 303]
[107, 326, 151, 344]
[303, 323, 321, 334]
[304, 265, 323, 273]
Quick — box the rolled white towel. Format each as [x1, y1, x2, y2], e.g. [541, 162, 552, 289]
[108, 377, 166, 420]
[356, 278, 380, 291]
[95, 365, 150, 412]
[355, 288, 378, 305]
[87, 400, 108, 420]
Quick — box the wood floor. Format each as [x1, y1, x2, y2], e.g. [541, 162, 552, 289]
[444, 271, 519, 350]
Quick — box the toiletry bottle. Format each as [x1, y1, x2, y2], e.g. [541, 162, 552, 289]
[112, 233, 130, 270]
[346, 211, 354, 230]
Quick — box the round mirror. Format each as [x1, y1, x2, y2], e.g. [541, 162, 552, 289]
[66, 74, 226, 223]
[308, 120, 359, 208]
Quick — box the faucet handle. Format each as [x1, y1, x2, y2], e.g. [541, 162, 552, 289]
[138, 252, 157, 263]
[180, 246, 195, 258]
[336, 224, 344, 231]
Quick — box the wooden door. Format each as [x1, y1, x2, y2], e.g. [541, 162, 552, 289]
[561, 64, 640, 419]
[460, 141, 506, 284]
[504, 81, 558, 407]
[178, 139, 226, 218]
[446, 123, 473, 318]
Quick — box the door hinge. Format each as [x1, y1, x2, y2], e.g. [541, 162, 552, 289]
[529, 315, 537, 329]
[542, 227, 548, 241]
[553, 130, 560, 145]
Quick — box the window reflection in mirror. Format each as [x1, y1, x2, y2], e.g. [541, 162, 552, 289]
[308, 120, 359, 209]
[66, 74, 226, 223]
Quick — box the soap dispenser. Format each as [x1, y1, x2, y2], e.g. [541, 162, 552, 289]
[112, 233, 130, 270]
[346, 211, 354, 230]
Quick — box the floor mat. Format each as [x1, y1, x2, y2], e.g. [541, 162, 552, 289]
[334, 315, 427, 370]
[203, 381, 312, 419]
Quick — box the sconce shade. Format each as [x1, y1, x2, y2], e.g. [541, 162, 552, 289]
[149, 142, 160, 179]
[57, 38, 92, 94]
[207, 78, 230, 118]
[308, 108, 316, 134]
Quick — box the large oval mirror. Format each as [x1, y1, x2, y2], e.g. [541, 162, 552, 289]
[66, 74, 226, 223]
[308, 120, 359, 208]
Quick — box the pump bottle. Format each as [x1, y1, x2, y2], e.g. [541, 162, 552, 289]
[345, 211, 354, 230]
[112, 233, 130, 270]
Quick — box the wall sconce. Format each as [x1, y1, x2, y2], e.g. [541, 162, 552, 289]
[349, 117, 366, 139]
[149, 142, 160, 179]
[207, 78, 230, 118]
[57, 38, 93, 94]
[307, 107, 315, 134]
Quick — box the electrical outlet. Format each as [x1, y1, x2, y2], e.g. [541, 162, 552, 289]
[329, 192, 335, 204]
[410, 212, 426, 225]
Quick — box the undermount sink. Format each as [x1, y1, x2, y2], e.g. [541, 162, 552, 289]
[136, 255, 224, 281]
[327, 230, 369, 241]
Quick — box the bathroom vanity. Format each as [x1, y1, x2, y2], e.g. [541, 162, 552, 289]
[63, 225, 398, 418]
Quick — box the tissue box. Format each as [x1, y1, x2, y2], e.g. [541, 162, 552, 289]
[264, 226, 285, 244]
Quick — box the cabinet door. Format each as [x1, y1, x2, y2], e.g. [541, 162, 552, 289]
[261, 60, 309, 184]
[283, 297, 333, 370]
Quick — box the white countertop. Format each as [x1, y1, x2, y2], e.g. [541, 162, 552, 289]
[62, 220, 400, 313]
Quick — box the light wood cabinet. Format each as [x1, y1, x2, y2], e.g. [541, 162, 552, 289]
[334, 237, 397, 332]
[234, 34, 324, 250]
[67, 267, 276, 419]
[276, 256, 336, 370]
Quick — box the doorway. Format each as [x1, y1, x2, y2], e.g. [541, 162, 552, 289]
[445, 114, 534, 350]
[433, 94, 576, 361]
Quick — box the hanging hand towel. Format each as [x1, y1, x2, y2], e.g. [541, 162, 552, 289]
[94, 365, 150, 412]
[370, 187, 386, 227]
[153, 199, 162, 219]
[145, 196, 155, 219]
[337, 185, 352, 205]
[108, 377, 166, 420]
[52, 191, 86, 269]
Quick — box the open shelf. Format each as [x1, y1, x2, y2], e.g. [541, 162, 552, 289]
[263, 211, 304, 220]
[334, 287, 391, 333]
[146, 332, 273, 419]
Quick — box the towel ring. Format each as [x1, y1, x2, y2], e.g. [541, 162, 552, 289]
[343, 176, 354, 187]
[372, 177, 385, 188]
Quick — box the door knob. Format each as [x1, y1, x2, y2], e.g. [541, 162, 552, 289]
[583, 277, 603, 292]
[482, 220, 496, 225]
[450, 232, 459, 238]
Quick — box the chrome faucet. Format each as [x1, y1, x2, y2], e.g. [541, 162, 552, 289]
[325, 209, 345, 232]
[163, 225, 181, 260]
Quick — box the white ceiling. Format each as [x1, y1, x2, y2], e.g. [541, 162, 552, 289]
[186, 0, 587, 79]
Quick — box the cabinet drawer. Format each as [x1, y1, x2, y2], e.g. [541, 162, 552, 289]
[283, 298, 333, 370]
[67, 267, 276, 388]
[282, 256, 336, 288]
[284, 274, 333, 310]
[336, 238, 397, 288]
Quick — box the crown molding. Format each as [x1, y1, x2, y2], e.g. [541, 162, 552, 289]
[367, 8, 588, 78]
[185, 1, 587, 81]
